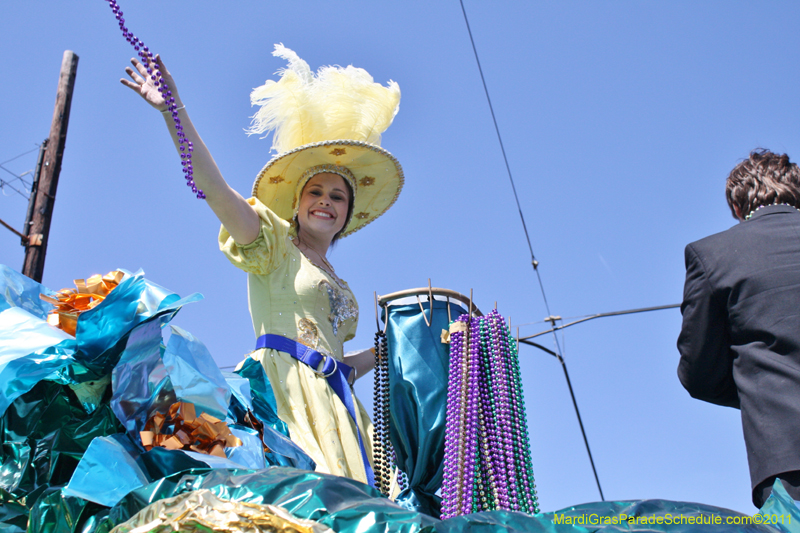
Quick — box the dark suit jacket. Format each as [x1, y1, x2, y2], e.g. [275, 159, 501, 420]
[678, 204, 800, 505]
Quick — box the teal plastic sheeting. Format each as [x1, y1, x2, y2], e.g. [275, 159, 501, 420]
[0, 379, 123, 506]
[162, 325, 231, 420]
[227, 357, 316, 471]
[109, 320, 232, 439]
[40, 468, 794, 533]
[92, 468, 438, 533]
[62, 295, 310, 508]
[5, 264, 797, 533]
[0, 307, 76, 414]
[110, 320, 178, 438]
[0, 265, 229, 528]
[384, 299, 467, 517]
[0, 264, 56, 317]
[0, 267, 202, 416]
[62, 435, 150, 508]
[0, 266, 75, 414]
[69, 270, 203, 376]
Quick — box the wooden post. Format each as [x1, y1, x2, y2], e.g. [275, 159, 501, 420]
[22, 51, 79, 282]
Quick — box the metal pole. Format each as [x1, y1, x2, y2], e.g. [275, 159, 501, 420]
[22, 51, 79, 281]
[518, 337, 605, 500]
[556, 352, 605, 501]
[21, 139, 49, 245]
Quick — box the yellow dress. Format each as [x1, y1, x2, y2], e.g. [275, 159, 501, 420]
[219, 197, 373, 484]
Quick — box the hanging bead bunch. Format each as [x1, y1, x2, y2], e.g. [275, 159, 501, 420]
[441, 309, 539, 518]
[105, 0, 205, 199]
[373, 330, 399, 496]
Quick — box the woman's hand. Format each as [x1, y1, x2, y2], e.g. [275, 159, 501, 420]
[120, 54, 180, 112]
[119, 54, 260, 242]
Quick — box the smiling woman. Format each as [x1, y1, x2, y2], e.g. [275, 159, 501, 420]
[121, 43, 403, 486]
[294, 172, 355, 259]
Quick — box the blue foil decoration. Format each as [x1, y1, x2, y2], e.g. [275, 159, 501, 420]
[0, 307, 76, 415]
[0, 264, 56, 317]
[228, 358, 316, 471]
[225, 427, 267, 470]
[71, 270, 203, 375]
[110, 320, 233, 438]
[62, 434, 150, 508]
[162, 325, 230, 420]
[110, 320, 176, 438]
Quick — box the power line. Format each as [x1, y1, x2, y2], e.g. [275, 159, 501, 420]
[0, 177, 30, 199]
[0, 170, 32, 189]
[459, 0, 604, 501]
[0, 163, 30, 179]
[0, 145, 41, 166]
[514, 303, 681, 329]
[520, 303, 681, 341]
[0, 146, 39, 200]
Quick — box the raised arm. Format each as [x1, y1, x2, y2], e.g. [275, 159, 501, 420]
[121, 55, 260, 244]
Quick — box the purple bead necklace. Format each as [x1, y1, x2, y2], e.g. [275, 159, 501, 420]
[441, 309, 539, 519]
[105, 0, 205, 199]
[442, 319, 467, 517]
[463, 316, 481, 515]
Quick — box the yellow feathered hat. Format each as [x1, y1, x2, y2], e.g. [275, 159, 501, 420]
[249, 45, 403, 237]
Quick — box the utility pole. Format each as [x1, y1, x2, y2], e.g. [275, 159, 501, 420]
[22, 51, 79, 282]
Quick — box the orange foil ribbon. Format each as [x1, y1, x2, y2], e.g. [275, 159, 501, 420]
[40, 270, 125, 336]
[140, 401, 242, 458]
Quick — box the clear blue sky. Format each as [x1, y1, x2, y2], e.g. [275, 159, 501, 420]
[2, 1, 800, 514]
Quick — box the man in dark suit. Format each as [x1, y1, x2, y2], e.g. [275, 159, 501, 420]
[678, 149, 800, 508]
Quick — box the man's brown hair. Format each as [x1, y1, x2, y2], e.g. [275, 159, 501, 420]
[726, 149, 800, 220]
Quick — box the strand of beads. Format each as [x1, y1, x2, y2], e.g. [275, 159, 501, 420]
[441, 317, 467, 518]
[462, 316, 481, 516]
[503, 316, 539, 513]
[455, 317, 474, 512]
[478, 316, 505, 508]
[745, 202, 800, 220]
[105, 0, 205, 199]
[486, 316, 512, 509]
[476, 329, 499, 511]
[441, 310, 539, 518]
[373, 330, 394, 496]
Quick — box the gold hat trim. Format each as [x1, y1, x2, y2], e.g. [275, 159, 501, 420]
[252, 139, 403, 238]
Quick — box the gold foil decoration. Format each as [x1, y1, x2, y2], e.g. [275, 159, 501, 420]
[40, 270, 125, 336]
[140, 401, 242, 458]
[109, 489, 331, 533]
[296, 318, 319, 350]
[449, 321, 468, 333]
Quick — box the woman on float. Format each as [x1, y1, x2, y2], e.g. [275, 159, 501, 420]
[121, 44, 403, 486]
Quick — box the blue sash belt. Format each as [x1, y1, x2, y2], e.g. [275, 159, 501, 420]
[255, 334, 375, 487]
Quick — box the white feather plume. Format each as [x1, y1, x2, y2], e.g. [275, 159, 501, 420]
[247, 45, 400, 153]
